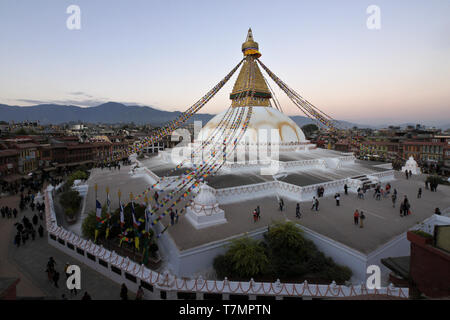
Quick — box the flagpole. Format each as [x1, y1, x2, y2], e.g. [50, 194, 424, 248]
[106, 186, 110, 218]
[130, 192, 136, 257]
[144, 195, 149, 233]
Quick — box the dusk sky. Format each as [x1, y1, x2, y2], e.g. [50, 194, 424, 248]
[0, 0, 449, 126]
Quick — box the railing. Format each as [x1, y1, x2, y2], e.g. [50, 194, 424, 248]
[44, 186, 409, 300]
[213, 178, 351, 203]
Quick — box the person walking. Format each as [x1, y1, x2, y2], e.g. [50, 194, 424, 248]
[360, 211, 365, 228]
[136, 285, 144, 300]
[53, 271, 60, 288]
[120, 283, 128, 300]
[169, 209, 175, 226]
[335, 193, 340, 206]
[45, 266, 54, 282]
[314, 198, 319, 212]
[38, 225, 44, 238]
[32, 214, 38, 226]
[252, 209, 258, 223]
[392, 193, 397, 208]
[64, 263, 71, 279]
[344, 184, 348, 195]
[403, 196, 410, 216]
[417, 188, 422, 199]
[405, 170, 409, 179]
[280, 198, 284, 211]
[353, 210, 359, 225]
[311, 197, 316, 210]
[256, 206, 261, 220]
[295, 203, 301, 219]
[14, 233, 21, 247]
[81, 292, 92, 300]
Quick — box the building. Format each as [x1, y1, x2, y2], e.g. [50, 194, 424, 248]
[0, 149, 20, 182]
[382, 219, 450, 299]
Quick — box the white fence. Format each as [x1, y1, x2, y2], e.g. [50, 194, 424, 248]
[44, 185, 409, 300]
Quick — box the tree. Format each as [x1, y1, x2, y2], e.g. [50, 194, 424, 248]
[213, 222, 353, 283]
[265, 221, 310, 277]
[264, 221, 352, 282]
[15, 128, 28, 135]
[59, 190, 82, 217]
[215, 237, 268, 279]
[301, 124, 319, 137]
[82, 211, 99, 238]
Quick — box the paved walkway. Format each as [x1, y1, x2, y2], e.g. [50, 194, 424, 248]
[81, 165, 450, 254]
[0, 195, 44, 298]
[167, 172, 450, 253]
[1, 192, 136, 300]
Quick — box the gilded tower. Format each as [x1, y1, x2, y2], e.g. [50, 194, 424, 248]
[230, 29, 272, 107]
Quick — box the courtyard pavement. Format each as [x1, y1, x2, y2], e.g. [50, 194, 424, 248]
[0, 191, 137, 300]
[83, 163, 450, 255]
[166, 171, 450, 253]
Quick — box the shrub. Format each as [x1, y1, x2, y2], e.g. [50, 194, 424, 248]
[66, 170, 89, 188]
[213, 254, 233, 279]
[82, 211, 99, 239]
[412, 230, 433, 239]
[221, 237, 268, 279]
[59, 190, 81, 217]
[213, 221, 353, 283]
[65, 207, 76, 219]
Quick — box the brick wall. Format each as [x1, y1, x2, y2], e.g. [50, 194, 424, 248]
[410, 241, 450, 298]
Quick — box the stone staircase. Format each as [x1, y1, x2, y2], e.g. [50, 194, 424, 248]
[352, 175, 376, 190]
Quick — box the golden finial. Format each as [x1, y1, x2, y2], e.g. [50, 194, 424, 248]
[242, 28, 261, 58]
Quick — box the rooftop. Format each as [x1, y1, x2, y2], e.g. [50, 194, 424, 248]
[82, 166, 450, 255]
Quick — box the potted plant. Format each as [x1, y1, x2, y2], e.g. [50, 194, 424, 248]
[407, 230, 433, 246]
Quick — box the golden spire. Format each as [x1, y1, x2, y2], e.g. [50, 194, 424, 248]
[242, 28, 261, 58]
[230, 29, 271, 107]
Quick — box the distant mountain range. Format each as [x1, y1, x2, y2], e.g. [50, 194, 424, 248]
[0, 102, 448, 130]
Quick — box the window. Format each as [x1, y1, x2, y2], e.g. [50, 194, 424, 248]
[98, 259, 108, 268]
[125, 273, 137, 283]
[111, 266, 122, 275]
[177, 292, 197, 300]
[140, 280, 153, 292]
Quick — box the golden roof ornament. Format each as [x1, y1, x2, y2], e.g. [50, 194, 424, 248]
[230, 29, 271, 107]
[242, 28, 261, 58]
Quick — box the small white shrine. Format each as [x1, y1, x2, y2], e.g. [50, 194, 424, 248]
[185, 182, 227, 229]
[402, 156, 421, 175]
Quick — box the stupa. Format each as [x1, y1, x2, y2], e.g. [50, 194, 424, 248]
[185, 182, 227, 229]
[402, 156, 421, 175]
[198, 29, 313, 154]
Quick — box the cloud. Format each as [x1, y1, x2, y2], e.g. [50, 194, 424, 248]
[14, 96, 155, 109]
[68, 91, 94, 98]
[16, 98, 107, 108]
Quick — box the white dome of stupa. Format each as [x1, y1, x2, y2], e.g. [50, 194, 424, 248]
[191, 183, 220, 216]
[198, 106, 308, 149]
